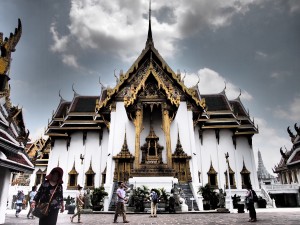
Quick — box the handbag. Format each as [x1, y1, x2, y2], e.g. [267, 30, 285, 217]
[32, 184, 59, 218]
[32, 202, 50, 218]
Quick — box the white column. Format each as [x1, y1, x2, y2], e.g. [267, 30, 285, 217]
[0, 168, 11, 224]
[186, 109, 200, 184]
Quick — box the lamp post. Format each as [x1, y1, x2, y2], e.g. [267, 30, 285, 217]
[225, 152, 233, 212]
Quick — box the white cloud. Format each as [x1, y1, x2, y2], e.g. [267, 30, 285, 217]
[288, 0, 300, 14]
[274, 95, 300, 121]
[184, 67, 253, 101]
[29, 126, 47, 142]
[62, 54, 79, 68]
[270, 71, 291, 80]
[50, 22, 69, 53]
[255, 51, 268, 60]
[50, 0, 264, 65]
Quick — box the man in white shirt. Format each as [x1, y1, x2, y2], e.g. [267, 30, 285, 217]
[113, 182, 129, 223]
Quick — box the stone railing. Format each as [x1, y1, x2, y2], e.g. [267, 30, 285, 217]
[263, 184, 299, 190]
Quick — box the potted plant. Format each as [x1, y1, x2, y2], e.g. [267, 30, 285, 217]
[257, 197, 267, 208]
[132, 185, 149, 212]
[198, 184, 218, 210]
[91, 186, 108, 211]
[64, 196, 75, 214]
[232, 194, 241, 209]
[232, 194, 244, 213]
[159, 187, 170, 211]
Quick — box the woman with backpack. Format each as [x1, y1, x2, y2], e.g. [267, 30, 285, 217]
[149, 189, 158, 218]
[245, 184, 257, 222]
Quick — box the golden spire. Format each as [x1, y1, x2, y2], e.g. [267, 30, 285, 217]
[146, 0, 154, 47]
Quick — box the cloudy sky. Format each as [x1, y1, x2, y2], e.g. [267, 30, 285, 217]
[1, 0, 299, 174]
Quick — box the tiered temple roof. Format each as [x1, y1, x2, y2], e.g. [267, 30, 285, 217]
[0, 19, 34, 173]
[274, 123, 300, 173]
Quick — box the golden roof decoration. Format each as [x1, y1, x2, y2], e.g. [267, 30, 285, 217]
[85, 161, 95, 175]
[68, 160, 78, 175]
[240, 159, 250, 174]
[113, 131, 134, 159]
[0, 19, 22, 75]
[207, 160, 218, 175]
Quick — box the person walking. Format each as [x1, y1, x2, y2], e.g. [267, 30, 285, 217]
[15, 190, 25, 217]
[31, 167, 65, 225]
[113, 182, 129, 223]
[245, 184, 257, 222]
[27, 186, 37, 219]
[149, 189, 158, 217]
[70, 184, 84, 223]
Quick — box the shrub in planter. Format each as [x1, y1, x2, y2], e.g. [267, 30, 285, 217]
[232, 194, 241, 209]
[257, 197, 267, 208]
[91, 186, 108, 211]
[237, 204, 245, 213]
[198, 184, 219, 210]
[64, 196, 75, 214]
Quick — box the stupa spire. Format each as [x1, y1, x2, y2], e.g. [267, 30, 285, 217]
[257, 150, 274, 179]
[146, 0, 154, 47]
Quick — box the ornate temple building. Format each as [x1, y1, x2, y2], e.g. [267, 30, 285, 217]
[44, 8, 259, 211]
[0, 19, 34, 224]
[271, 124, 300, 207]
[274, 124, 300, 184]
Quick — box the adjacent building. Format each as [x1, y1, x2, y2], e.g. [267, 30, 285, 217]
[272, 124, 300, 207]
[0, 19, 34, 224]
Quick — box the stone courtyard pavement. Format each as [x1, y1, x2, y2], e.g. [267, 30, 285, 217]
[4, 208, 300, 225]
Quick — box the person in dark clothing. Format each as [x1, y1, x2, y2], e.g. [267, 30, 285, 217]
[32, 167, 65, 225]
[245, 184, 257, 222]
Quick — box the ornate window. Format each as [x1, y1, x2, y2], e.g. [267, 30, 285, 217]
[198, 171, 201, 183]
[68, 161, 78, 190]
[35, 168, 46, 186]
[102, 166, 107, 186]
[240, 160, 251, 189]
[207, 161, 218, 188]
[224, 163, 236, 189]
[283, 172, 287, 184]
[293, 170, 298, 183]
[85, 162, 95, 189]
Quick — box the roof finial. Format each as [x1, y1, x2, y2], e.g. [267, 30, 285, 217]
[72, 83, 78, 96]
[146, 0, 154, 47]
[58, 89, 66, 102]
[98, 76, 105, 89]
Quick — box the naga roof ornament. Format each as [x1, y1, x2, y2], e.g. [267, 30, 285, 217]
[0, 19, 22, 75]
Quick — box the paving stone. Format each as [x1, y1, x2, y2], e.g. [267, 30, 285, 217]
[4, 209, 300, 225]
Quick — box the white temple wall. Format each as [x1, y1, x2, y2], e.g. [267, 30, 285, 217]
[194, 126, 203, 184]
[201, 129, 219, 186]
[0, 168, 11, 224]
[46, 129, 111, 199]
[217, 129, 236, 190]
[173, 102, 192, 155]
[105, 102, 124, 186]
[96, 128, 109, 186]
[172, 103, 200, 184]
[235, 136, 259, 190]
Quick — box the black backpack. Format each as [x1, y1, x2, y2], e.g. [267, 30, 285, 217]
[151, 192, 158, 204]
[252, 190, 258, 202]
